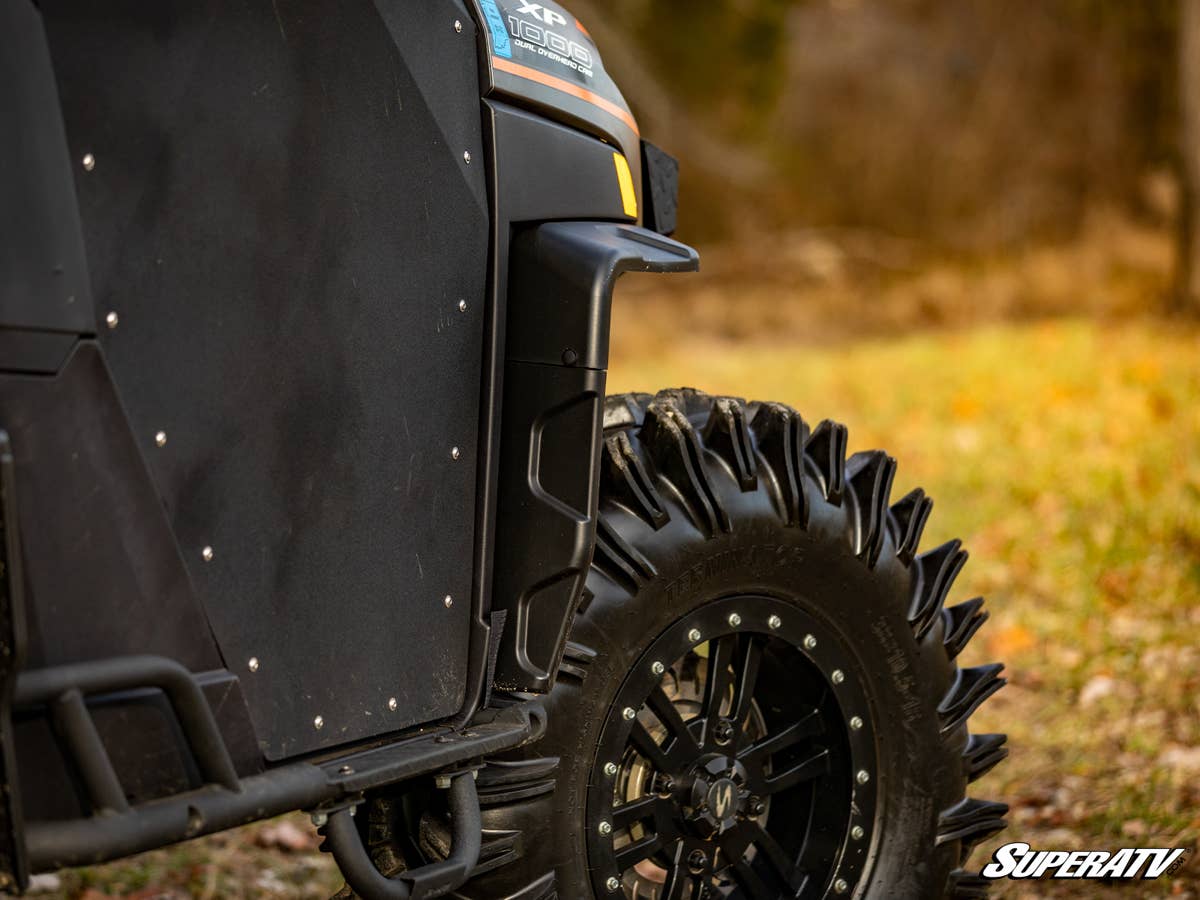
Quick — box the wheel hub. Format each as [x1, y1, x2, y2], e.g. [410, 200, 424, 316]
[586, 595, 879, 899]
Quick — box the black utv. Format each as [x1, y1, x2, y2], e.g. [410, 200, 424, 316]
[0, 0, 1008, 896]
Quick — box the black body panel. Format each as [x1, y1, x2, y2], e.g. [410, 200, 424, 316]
[37, 0, 489, 758]
[0, 344, 222, 674]
[0, 0, 91, 335]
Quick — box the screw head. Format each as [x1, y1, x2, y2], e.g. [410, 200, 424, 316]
[458, 299, 467, 312]
[105, 311, 119, 329]
[767, 614, 782, 630]
[155, 431, 167, 447]
[451, 446, 461, 460]
[728, 612, 742, 627]
[849, 715, 864, 731]
[444, 594, 453, 608]
[388, 697, 398, 711]
[622, 706, 637, 721]
[851, 824, 865, 840]
[651, 660, 665, 676]
[688, 628, 702, 643]
[605, 876, 621, 892]
[604, 761, 618, 777]
[803, 634, 817, 650]
[834, 878, 849, 894]
[200, 545, 214, 563]
[598, 820, 612, 836]
[248, 657, 259, 672]
[856, 770, 870, 785]
[463, 150, 472, 164]
[339, 765, 354, 775]
[82, 153, 95, 171]
[314, 715, 324, 730]
[454, 18, 463, 32]
[831, 669, 845, 685]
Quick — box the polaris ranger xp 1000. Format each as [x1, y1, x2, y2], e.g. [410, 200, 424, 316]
[0, 0, 1008, 896]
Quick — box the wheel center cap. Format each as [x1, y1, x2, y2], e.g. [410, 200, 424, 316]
[706, 777, 739, 820]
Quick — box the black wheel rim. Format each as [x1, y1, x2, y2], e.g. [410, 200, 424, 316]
[586, 595, 876, 899]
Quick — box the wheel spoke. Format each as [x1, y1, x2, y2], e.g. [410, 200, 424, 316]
[659, 842, 691, 900]
[740, 707, 823, 768]
[700, 634, 736, 743]
[646, 686, 701, 764]
[730, 856, 776, 899]
[615, 832, 667, 871]
[742, 821, 803, 890]
[612, 793, 665, 831]
[730, 634, 763, 733]
[759, 747, 831, 795]
[630, 719, 675, 773]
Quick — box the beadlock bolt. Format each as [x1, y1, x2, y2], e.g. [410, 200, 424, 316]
[622, 707, 637, 721]
[834, 878, 849, 894]
[728, 612, 742, 628]
[831, 669, 845, 685]
[604, 762, 618, 777]
[803, 634, 817, 650]
[851, 825, 865, 840]
[849, 716, 864, 731]
[598, 820, 612, 836]
[856, 770, 870, 785]
[651, 661, 665, 676]
[767, 614, 782, 630]
[687, 628, 702, 643]
[605, 877, 621, 892]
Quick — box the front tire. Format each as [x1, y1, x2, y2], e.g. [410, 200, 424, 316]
[473, 389, 1009, 899]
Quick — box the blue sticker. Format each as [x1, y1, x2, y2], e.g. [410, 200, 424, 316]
[479, 0, 512, 59]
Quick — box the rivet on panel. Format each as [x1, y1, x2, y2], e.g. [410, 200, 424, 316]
[202, 545, 214, 562]
[454, 19, 463, 32]
[82, 153, 95, 171]
[105, 311, 119, 329]
[451, 447, 461, 460]
[463, 150, 472, 164]
[155, 431, 167, 447]
[388, 697, 398, 711]
[443, 594, 453, 608]
[314, 716, 325, 730]
[458, 299, 467, 312]
[248, 657, 259, 673]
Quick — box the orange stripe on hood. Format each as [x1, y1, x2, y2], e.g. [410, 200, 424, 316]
[492, 56, 639, 136]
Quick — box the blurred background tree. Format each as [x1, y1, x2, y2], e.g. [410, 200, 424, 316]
[577, 0, 1195, 313]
